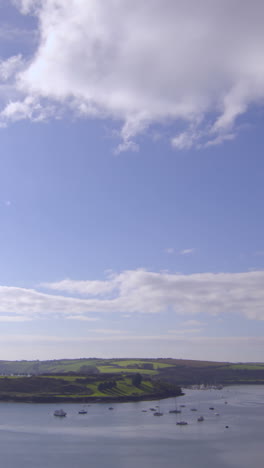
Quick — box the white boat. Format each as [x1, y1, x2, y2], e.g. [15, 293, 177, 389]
[54, 409, 67, 417]
[176, 421, 188, 425]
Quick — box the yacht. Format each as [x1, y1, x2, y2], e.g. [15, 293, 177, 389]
[169, 409, 181, 414]
[176, 421, 188, 425]
[54, 409, 67, 417]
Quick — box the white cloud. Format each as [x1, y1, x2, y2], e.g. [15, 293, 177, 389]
[41, 278, 115, 296]
[66, 315, 99, 322]
[167, 328, 203, 335]
[181, 320, 206, 327]
[179, 248, 195, 255]
[0, 268, 263, 322]
[0, 315, 31, 322]
[0, 55, 24, 81]
[91, 328, 128, 335]
[165, 248, 175, 255]
[1, 0, 264, 149]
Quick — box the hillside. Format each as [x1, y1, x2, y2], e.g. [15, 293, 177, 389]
[0, 373, 182, 403]
[0, 358, 264, 391]
[0, 358, 226, 376]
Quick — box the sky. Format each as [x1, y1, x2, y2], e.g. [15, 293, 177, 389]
[0, 0, 264, 362]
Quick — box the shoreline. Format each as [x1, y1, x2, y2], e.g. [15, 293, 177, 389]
[0, 390, 184, 404]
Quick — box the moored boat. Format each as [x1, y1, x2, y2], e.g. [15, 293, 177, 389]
[54, 409, 67, 417]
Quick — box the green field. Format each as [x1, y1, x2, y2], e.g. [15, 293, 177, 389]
[1, 358, 264, 391]
[0, 373, 181, 402]
[97, 366, 157, 375]
[110, 360, 172, 369]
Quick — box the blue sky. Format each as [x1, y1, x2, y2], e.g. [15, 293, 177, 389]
[0, 0, 264, 361]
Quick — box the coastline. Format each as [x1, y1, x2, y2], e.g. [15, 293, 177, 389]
[0, 389, 184, 404]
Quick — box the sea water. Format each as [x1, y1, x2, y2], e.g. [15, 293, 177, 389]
[0, 385, 263, 467]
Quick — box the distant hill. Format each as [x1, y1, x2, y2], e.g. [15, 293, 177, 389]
[0, 358, 226, 376]
[0, 358, 264, 386]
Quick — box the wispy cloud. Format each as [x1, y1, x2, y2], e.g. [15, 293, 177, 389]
[0, 315, 31, 322]
[181, 320, 206, 327]
[0, 268, 263, 322]
[66, 315, 100, 322]
[167, 328, 203, 335]
[0, 55, 24, 81]
[1, 1, 264, 149]
[165, 248, 195, 255]
[165, 248, 175, 255]
[179, 248, 195, 255]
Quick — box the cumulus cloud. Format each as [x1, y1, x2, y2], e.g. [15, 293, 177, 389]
[0, 269, 262, 321]
[1, 0, 264, 148]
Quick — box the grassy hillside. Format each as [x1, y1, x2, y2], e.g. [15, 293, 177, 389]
[0, 373, 182, 403]
[0, 358, 228, 376]
[1, 358, 264, 388]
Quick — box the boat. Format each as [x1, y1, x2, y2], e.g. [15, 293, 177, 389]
[149, 408, 155, 411]
[209, 407, 214, 410]
[169, 409, 181, 414]
[54, 409, 67, 417]
[78, 409, 88, 414]
[176, 421, 188, 425]
[108, 407, 114, 410]
[215, 413, 220, 416]
[153, 412, 163, 416]
[191, 408, 197, 411]
[180, 404, 186, 407]
[197, 416, 204, 422]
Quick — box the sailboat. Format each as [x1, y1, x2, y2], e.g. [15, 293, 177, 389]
[169, 398, 181, 414]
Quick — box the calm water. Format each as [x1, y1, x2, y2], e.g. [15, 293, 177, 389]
[0, 385, 264, 467]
